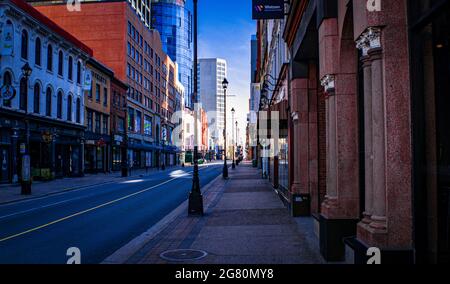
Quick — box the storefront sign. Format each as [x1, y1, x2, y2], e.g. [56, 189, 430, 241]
[252, 0, 285, 20]
[0, 20, 14, 56]
[114, 135, 123, 143]
[83, 69, 92, 91]
[20, 143, 26, 154]
[0, 85, 16, 101]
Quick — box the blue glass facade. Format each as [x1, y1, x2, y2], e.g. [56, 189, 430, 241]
[151, 0, 193, 109]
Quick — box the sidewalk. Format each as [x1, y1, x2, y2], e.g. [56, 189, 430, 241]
[104, 162, 325, 264]
[0, 165, 187, 205]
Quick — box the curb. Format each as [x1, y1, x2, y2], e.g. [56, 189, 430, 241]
[101, 171, 226, 264]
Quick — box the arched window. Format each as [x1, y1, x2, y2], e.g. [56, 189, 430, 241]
[21, 30, 28, 60]
[57, 91, 63, 119]
[46, 87, 52, 117]
[68, 56, 73, 80]
[35, 37, 41, 66]
[47, 44, 53, 71]
[19, 77, 28, 111]
[58, 51, 63, 76]
[2, 72, 13, 107]
[76, 98, 81, 123]
[76, 61, 81, 84]
[33, 83, 40, 114]
[67, 95, 72, 121]
[3, 71, 12, 86]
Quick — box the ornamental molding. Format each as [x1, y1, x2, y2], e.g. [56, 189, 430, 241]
[320, 74, 335, 93]
[356, 27, 382, 56]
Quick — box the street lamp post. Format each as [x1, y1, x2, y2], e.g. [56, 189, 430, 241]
[188, 0, 204, 216]
[21, 63, 32, 195]
[231, 107, 235, 170]
[236, 120, 239, 165]
[222, 78, 229, 179]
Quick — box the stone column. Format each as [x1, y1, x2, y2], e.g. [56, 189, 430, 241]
[367, 28, 387, 232]
[11, 128, 19, 183]
[320, 75, 338, 213]
[356, 33, 374, 224]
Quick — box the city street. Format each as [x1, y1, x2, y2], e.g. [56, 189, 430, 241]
[0, 163, 223, 264]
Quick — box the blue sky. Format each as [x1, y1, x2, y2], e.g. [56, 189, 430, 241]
[196, 0, 256, 144]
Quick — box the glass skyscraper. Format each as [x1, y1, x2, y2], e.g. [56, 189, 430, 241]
[151, 0, 193, 109]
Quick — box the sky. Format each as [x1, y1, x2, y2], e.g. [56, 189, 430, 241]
[196, 0, 256, 146]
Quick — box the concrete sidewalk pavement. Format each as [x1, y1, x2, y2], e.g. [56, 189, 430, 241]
[104, 162, 325, 264]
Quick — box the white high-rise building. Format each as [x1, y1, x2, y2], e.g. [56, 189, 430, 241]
[198, 58, 227, 151]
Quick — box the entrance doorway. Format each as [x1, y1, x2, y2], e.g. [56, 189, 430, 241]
[410, 0, 450, 263]
[0, 147, 9, 183]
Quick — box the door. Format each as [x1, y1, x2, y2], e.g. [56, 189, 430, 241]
[410, 0, 450, 263]
[0, 147, 9, 183]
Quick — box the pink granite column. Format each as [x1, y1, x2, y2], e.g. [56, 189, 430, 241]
[356, 36, 374, 224]
[290, 78, 309, 195]
[367, 29, 387, 232]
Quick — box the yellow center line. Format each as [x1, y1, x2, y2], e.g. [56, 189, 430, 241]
[0, 167, 210, 243]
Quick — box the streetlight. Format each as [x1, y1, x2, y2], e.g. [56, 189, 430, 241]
[231, 107, 235, 170]
[236, 120, 239, 166]
[188, 0, 203, 216]
[21, 62, 32, 195]
[222, 78, 229, 179]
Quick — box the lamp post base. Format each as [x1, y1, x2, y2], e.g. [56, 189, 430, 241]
[188, 190, 204, 216]
[121, 167, 129, 177]
[232, 162, 236, 169]
[223, 162, 229, 179]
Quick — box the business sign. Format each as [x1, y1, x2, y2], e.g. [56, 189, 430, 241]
[83, 69, 92, 91]
[0, 18, 14, 56]
[252, 0, 285, 20]
[0, 85, 16, 101]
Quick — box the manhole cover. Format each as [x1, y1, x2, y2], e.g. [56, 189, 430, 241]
[160, 249, 208, 262]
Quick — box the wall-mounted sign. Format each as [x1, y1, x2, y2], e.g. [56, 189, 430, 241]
[83, 69, 92, 91]
[0, 20, 14, 56]
[252, 0, 285, 20]
[0, 85, 16, 101]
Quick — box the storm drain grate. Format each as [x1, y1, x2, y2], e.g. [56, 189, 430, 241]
[160, 249, 208, 262]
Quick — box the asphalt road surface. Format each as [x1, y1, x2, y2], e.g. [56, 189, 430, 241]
[0, 162, 224, 264]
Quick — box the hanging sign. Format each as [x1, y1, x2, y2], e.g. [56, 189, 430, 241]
[252, 0, 285, 20]
[0, 85, 16, 101]
[83, 69, 92, 91]
[0, 20, 14, 56]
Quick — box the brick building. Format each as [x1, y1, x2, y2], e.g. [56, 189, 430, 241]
[254, 0, 450, 263]
[31, 0, 182, 170]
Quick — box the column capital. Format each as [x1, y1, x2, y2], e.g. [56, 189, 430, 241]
[320, 74, 335, 94]
[356, 27, 382, 55]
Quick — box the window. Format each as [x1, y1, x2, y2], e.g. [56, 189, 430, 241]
[56, 91, 63, 119]
[96, 84, 100, 102]
[135, 110, 142, 133]
[76, 98, 81, 123]
[19, 77, 28, 111]
[47, 44, 53, 71]
[102, 115, 108, 134]
[77, 61, 81, 84]
[144, 115, 152, 136]
[35, 37, 41, 66]
[2, 72, 12, 107]
[103, 87, 108, 106]
[87, 110, 93, 131]
[58, 51, 63, 76]
[118, 117, 125, 133]
[95, 112, 101, 133]
[33, 83, 40, 114]
[21, 30, 28, 60]
[128, 107, 135, 132]
[67, 95, 72, 121]
[68, 56, 73, 80]
[46, 87, 52, 116]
